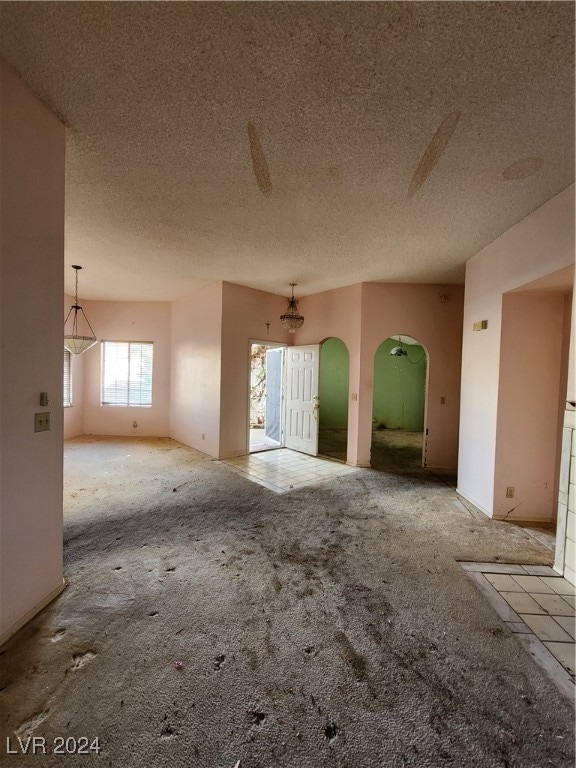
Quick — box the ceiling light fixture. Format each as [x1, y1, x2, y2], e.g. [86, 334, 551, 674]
[280, 282, 304, 334]
[280, 283, 304, 333]
[64, 265, 98, 354]
[390, 337, 408, 357]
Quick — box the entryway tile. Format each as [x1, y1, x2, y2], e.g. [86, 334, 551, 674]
[510, 575, 555, 593]
[544, 642, 576, 676]
[458, 562, 527, 574]
[531, 594, 575, 616]
[460, 562, 575, 703]
[521, 565, 560, 577]
[519, 614, 573, 643]
[539, 576, 576, 595]
[553, 616, 576, 640]
[221, 448, 358, 494]
[504, 621, 532, 634]
[500, 592, 545, 614]
[484, 574, 525, 592]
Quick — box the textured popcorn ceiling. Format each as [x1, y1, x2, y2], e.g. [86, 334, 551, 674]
[0, 2, 573, 301]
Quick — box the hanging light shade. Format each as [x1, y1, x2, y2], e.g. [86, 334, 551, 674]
[64, 265, 98, 354]
[390, 336, 408, 357]
[280, 282, 304, 333]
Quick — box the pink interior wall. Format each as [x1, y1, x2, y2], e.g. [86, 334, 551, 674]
[169, 283, 223, 458]
[296, 283, 464, 469]
[361, 284, 464, 469]
[219, 282, 292, 458]
[295, 284, 364, 465]
[0, 62, 65, 641]
[566, 287, 576, 406]
[493, 293, 566, 521]
[81, 300, 171, 437]
[459, 185, 575, 516]
[63, 293, 85, 439]
[556, 294, 573, 492]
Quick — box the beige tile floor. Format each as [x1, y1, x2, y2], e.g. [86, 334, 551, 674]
[220, 447, 357, 493]
[461, 562, 575, 701]
[248, 428, 278, 453]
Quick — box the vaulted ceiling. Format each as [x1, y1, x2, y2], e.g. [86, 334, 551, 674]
[0, 2, 573, 301]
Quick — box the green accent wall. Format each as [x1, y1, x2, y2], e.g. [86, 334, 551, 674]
[319, 338, 349, 428]
[373, 339, 426, 431]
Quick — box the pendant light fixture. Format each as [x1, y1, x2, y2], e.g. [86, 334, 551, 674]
[390, 336, 408, 357]
[280, 282, 304, 333]
[64, 265, 98, 354]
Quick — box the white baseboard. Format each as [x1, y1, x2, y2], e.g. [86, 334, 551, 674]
[0, 580, 66, 648]
[456, 490, 492, 519]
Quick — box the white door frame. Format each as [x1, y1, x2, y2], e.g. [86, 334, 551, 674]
[246, 340, 287, 454]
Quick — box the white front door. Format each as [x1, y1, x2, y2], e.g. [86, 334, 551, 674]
[284, 345, 320, 455]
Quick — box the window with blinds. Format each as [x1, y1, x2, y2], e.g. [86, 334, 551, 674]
[63, 349, 72, 407]
[101, 341, 153, 407]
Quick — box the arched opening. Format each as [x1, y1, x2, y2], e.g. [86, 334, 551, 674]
[318, 337, 349, 462]
[371, 335, 428, 472]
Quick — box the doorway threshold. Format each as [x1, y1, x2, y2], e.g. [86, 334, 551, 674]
[220, 448, 357, 494]
[249, 428, 278, 454]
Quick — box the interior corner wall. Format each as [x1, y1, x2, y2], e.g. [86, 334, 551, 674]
[82, 301, 171, 437]
[63, 293, 85, 439]
[0, 62, 65, 642]
[458, 184, 575, 517]
[493, 292, 565, 521]
[169, 283, 224, 458]
[219, 282, 292, 458]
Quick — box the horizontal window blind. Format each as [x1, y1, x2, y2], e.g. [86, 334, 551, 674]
[63, 349, 72, 407]
[101, 341, 153, 407]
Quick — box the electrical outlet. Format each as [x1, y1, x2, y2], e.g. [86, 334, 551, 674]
[506, 487, 514, 498]
[34, 412, 51, 432]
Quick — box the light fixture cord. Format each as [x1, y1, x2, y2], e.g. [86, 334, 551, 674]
[65, 266, 97, 340]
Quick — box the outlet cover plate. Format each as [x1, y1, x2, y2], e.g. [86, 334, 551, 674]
[34, 412, 51, 432]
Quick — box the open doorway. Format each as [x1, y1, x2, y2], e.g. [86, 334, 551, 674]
[318, 337, 349, 462]
[494, 268, 573, 561]
[248, 343, 285, 453]
[371, 335, 428, 473]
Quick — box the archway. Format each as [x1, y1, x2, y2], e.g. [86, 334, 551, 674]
[318, 337, 349, 462]
[371, 335, 428, 472]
